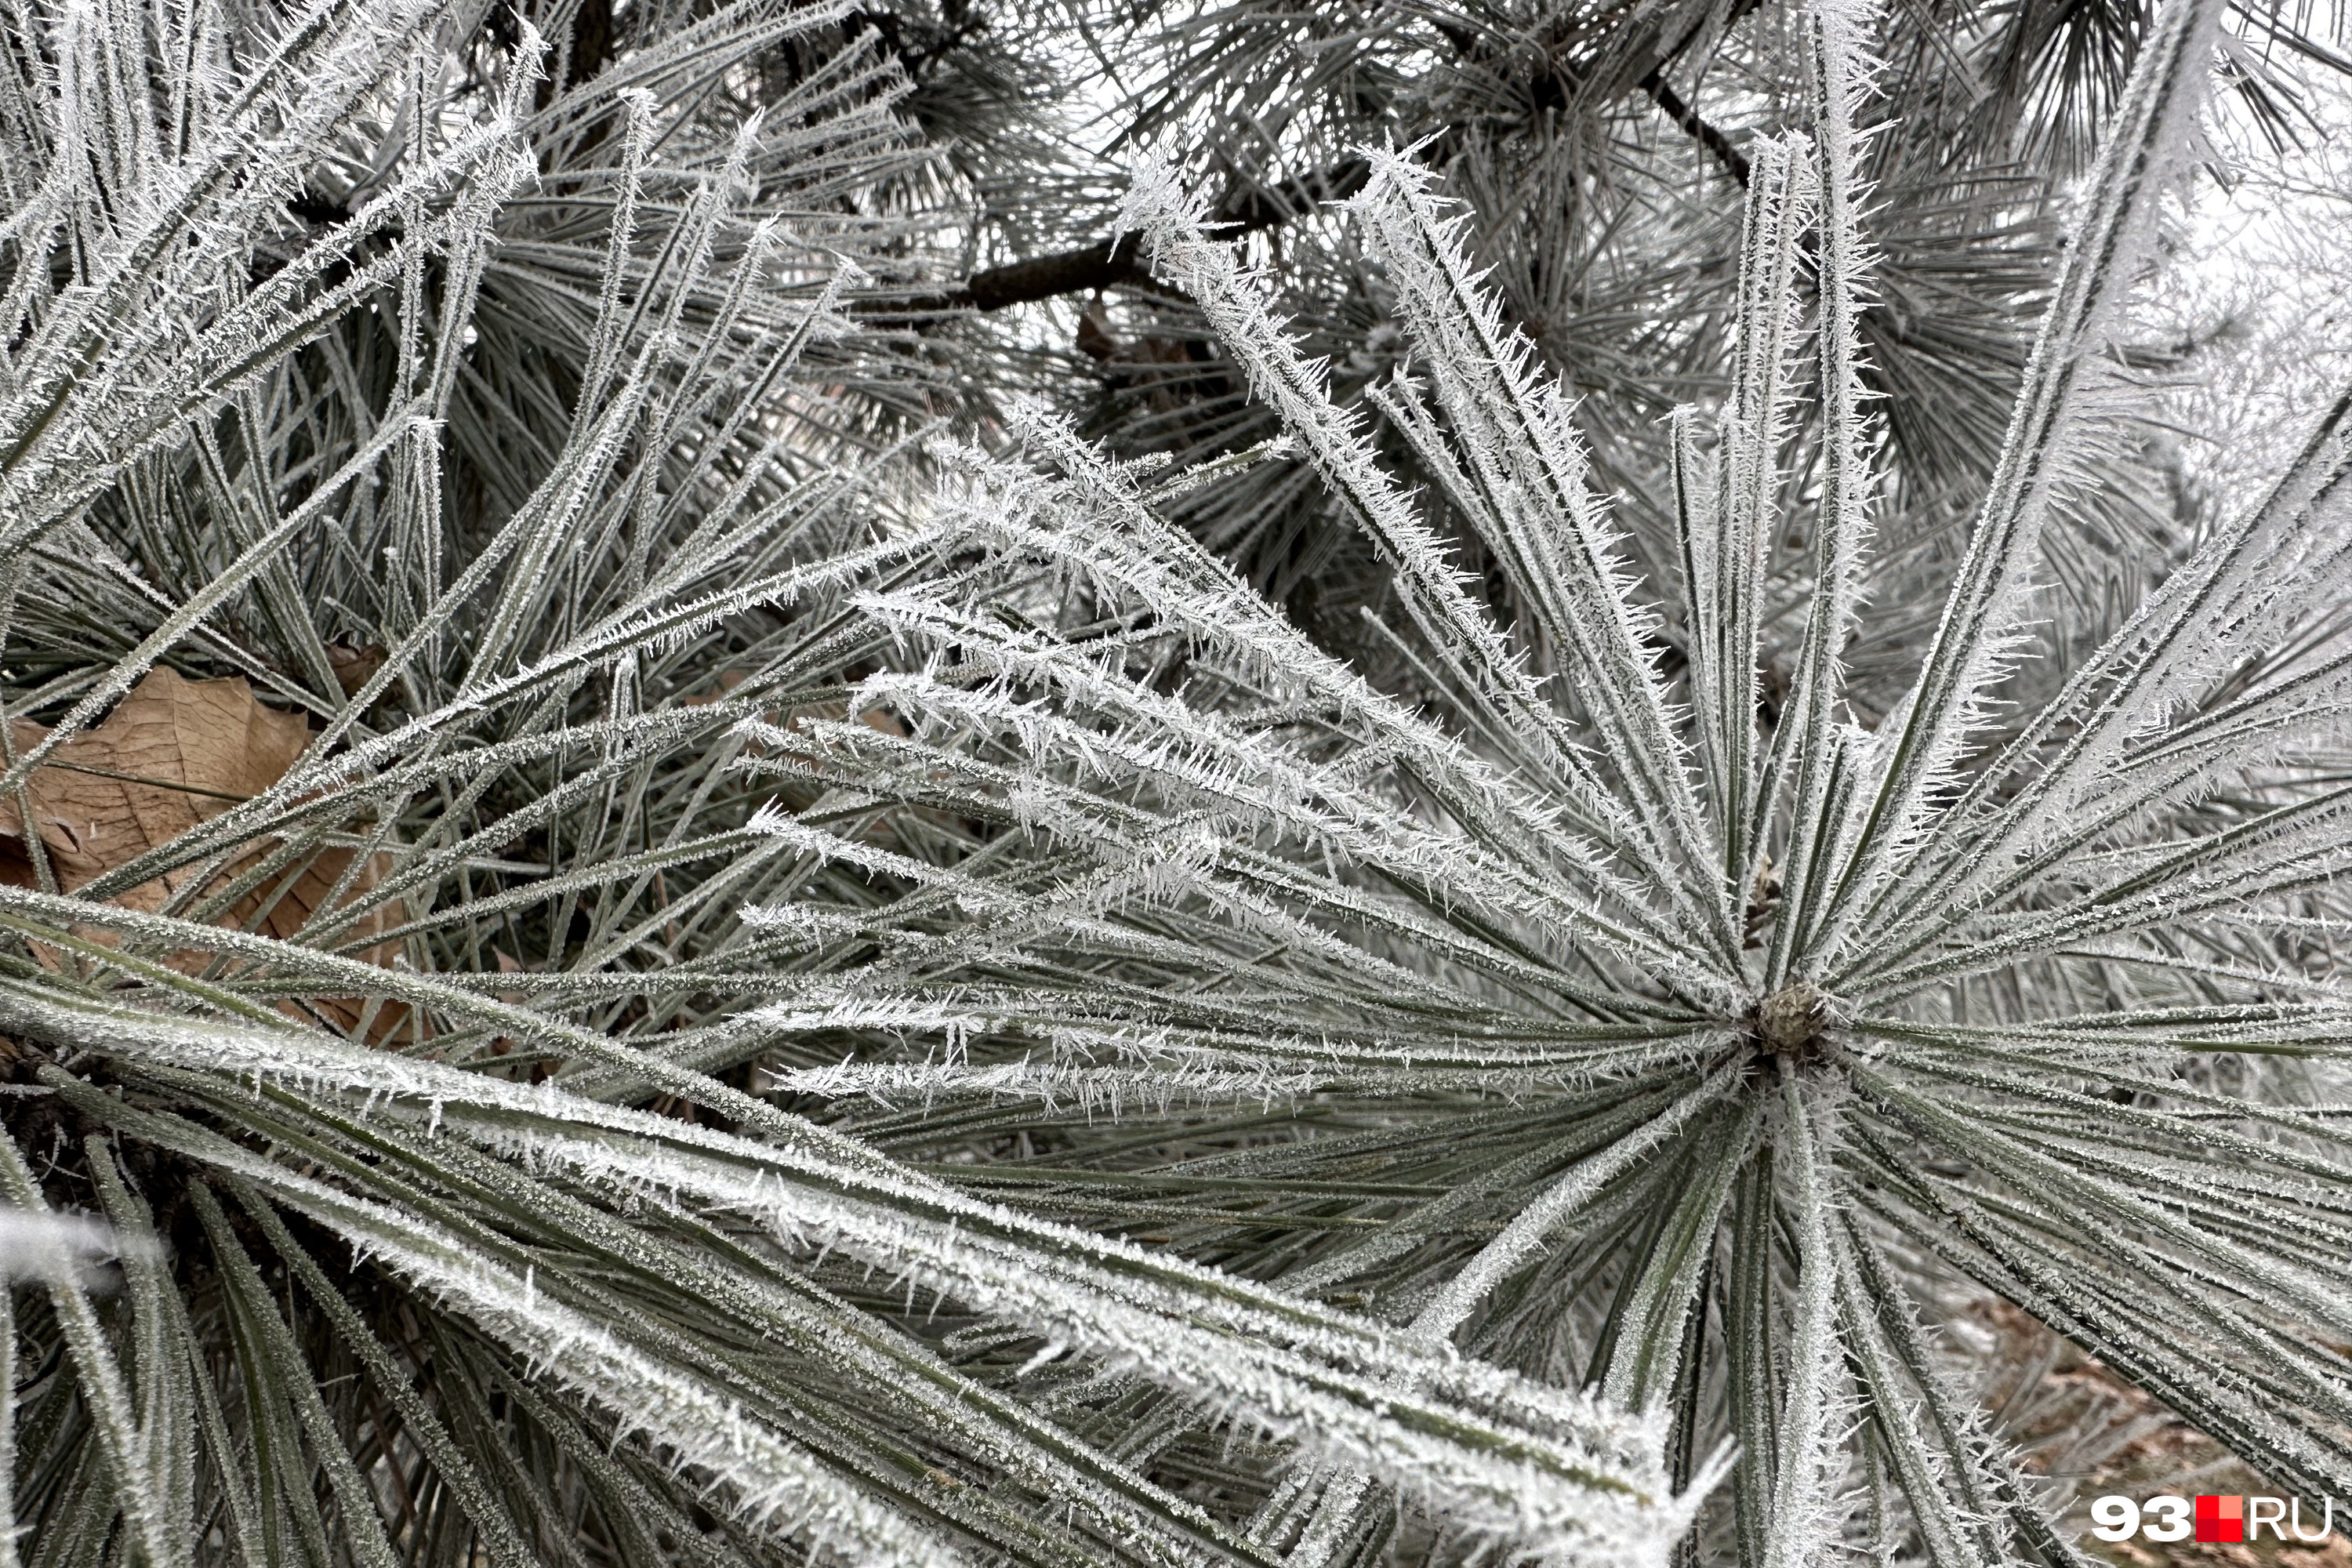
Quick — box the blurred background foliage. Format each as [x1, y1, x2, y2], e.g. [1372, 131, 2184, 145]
[886, 0, 2351, 717]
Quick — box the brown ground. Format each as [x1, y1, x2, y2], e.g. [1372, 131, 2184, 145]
[1969, 1299, 2345, 1568]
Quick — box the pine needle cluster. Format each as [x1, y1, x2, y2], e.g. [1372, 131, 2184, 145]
[3, 0, 2350, 1565]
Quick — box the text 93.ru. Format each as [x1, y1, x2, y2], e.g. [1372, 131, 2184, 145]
[2089, 1495, 2334, 1544]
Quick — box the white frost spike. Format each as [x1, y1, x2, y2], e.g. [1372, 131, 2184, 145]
[1761, 0, 1881, 984]
[1681, 130, 1813, 894]
[1345, 152, 1735, 964]
[1763, 1080, 1853, 1568]
[232, 1160, 960, 1566]
[1809, 0, 2233, 953]
[27, 989, 1701, 1568]
[1112, 153, 1699, 938]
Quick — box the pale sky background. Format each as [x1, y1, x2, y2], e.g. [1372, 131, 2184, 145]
[2140, 56, 2352, 514]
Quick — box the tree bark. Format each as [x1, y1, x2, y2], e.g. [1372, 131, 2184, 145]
[895, 157, 1373, 316]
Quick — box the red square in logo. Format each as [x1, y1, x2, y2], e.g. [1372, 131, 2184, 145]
[2196, 1495, 2245, 1543]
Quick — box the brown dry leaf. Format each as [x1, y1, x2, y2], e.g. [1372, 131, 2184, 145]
[327, 640, 387, 699]
[0, 667, 412, 1040]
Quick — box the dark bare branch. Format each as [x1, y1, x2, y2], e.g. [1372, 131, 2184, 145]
[895, 158, 1374, 317]
[1638, 67, 1752, 186]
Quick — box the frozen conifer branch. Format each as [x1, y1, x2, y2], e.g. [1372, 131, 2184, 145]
[748, 0, 2352, 1558]
[0, 0, 1058, 1559]
[8, 0, 2352, 1560]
